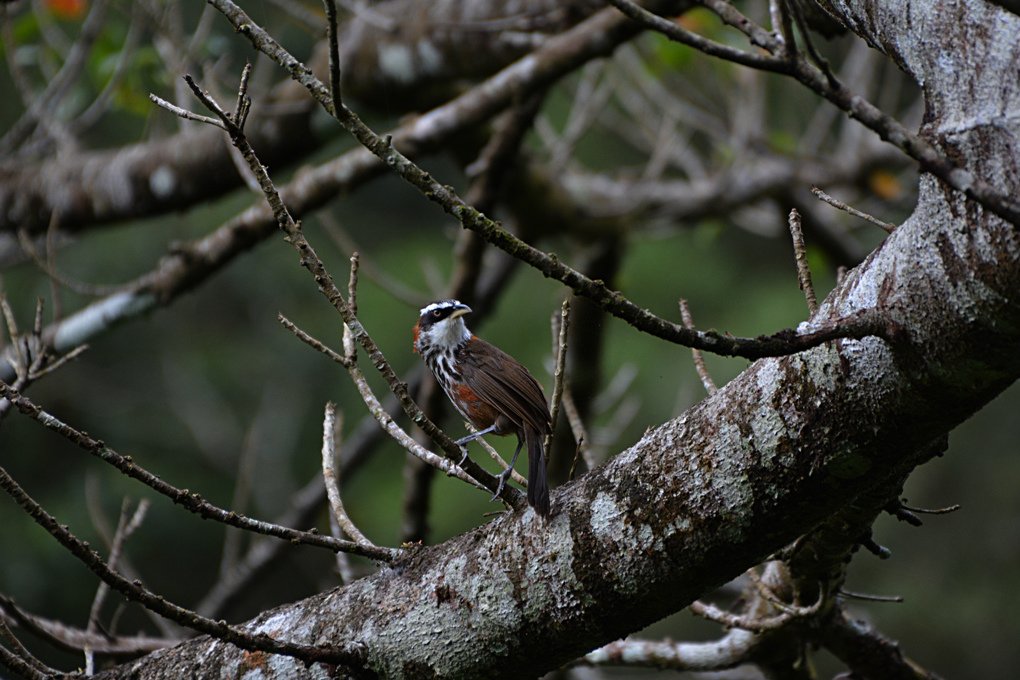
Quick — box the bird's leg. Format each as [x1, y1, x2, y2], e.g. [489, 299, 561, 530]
[491, 437, 524, 502]
[455, 424, 499, 464]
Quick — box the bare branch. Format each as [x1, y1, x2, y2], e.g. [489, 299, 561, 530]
[321, 403, 375, 549]
[545, 298, 571, 454]
[0, 381, 394, 561]
[85, 498, 150, 672]
[323, 0, 343, 107]
[203, 0, 896, 359]
[0, 462, 368, 668]
[165, 65, 526, 509]
[0, 640, 52, 680]
[787, 208, 818, 315]
[607, 0, 786, 71]
[344, 253, 360, 362]
[820, 607, 936, 680]
[1, 592, 175, 657]
[278, 315, 490, 496]
[689, 586, 823, 633]
[465, 423, 528, 488]
[147, 93, 227, 129]
[0, 616, 55, 678]
[561, 389, 594, 472]
[582, 629, 759, 670]
[812, 185, 897, 233]
[838, 589, 904, 604]
[679, 299, 717, 395]
[690, 0, 1020, 226]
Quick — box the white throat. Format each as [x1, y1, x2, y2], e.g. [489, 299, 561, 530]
[427, 317, 470, 351]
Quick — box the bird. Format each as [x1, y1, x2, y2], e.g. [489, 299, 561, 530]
[413, 299, 552, 517]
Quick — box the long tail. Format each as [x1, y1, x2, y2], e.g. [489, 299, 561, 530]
[526, 428, 550, 517]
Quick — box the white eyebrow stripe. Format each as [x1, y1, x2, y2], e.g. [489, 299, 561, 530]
[419, 300, 462, 315]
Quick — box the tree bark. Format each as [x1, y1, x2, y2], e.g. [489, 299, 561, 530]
[93, 1, 1020, 677]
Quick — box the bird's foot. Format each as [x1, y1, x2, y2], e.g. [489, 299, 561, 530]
[490, 467, 513, 502]
[457, 445, 470, 465]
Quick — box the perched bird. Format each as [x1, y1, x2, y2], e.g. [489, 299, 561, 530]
[413, 300, 552, 517]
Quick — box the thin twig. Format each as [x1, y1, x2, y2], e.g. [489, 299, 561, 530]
[773, 0, 797, 58]
[464, 423, 528, 487]
[811, 186, 897, 233]
[787, 0, 836, 82]
[279, 315, 349, 366]
[838, 589, 904, 603]
[788, 208, 818, 315]
[0, 381, 396, 561]
[900, 502, 960, 515]
[85, 497, 150, 673]
[690, 586, 823, 632]
[323, 0, 343, 107]
[206, 0, 901, 359]
[561, 388, 595, 470]
[566, 435, 586, 482]
[0, 640, 52, 680]
[0, 617, 54, 677]
[165, 65, 525, 509]
[679, 299, 717, 395]
[581, 629, 758, 670]
[327, 510, 359, 584]
[545, 298, 571, 454]
[611, 0, 1020, 226]
[0, 297, 88, 422]
[1, 592, 176, 656]
[233, 62, 253, 129]
[278, 316, 492, 496]
[321, 402, 375, 549]
[147, 93, 226, 128]
[608, 0, 786, 71]
[0, 462, 369, 668]
[343, 253, 360, 362]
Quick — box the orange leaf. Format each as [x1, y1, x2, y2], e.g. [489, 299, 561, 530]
[868, 170, 903, 200]
[46, 0, 87, 20]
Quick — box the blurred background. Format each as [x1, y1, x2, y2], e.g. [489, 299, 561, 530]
[0, 1, 1017, 677]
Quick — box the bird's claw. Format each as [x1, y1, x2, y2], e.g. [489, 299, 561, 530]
[458, 445, 470, 465]
[489, 467, 512, 503]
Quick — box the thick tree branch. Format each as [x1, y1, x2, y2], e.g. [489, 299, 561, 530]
[93, 151, 1020, 676]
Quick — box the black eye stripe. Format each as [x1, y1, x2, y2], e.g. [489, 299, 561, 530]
[422, 306, 455, 324]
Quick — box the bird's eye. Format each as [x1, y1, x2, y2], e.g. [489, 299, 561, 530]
[432, 309, 442, 318]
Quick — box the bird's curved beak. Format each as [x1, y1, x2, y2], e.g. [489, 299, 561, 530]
[449, 304, 472, 320]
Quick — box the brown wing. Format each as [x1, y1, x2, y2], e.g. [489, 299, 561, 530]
[458, 338, 551, 436]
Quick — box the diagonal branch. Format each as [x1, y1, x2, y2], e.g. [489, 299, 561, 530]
[0, 381, 397, 562]
[0, 461, 367, 668]
[209, 0, 900, 359]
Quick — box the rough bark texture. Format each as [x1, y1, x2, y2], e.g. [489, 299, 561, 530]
[94, 1, 1019, 678]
